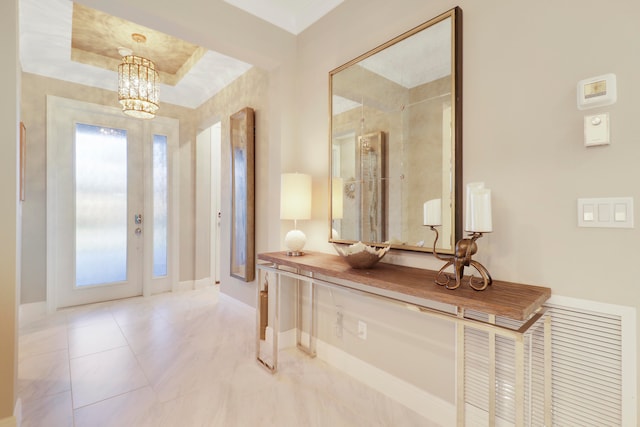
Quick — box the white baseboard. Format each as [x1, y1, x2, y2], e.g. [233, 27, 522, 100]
[13, 399, 21, 427]
[19, 302, 47, 325]
[465, 403, 512, 426]
[0, 400, 22, 427]
[194, 277, 212, 289]
[264, 326, 296, 350]
[175, 280, 194, 292]
[268, 327, 455, 425]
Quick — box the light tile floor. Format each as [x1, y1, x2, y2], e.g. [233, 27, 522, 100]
[18, 287, 438, 426]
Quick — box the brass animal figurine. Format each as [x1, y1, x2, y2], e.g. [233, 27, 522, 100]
[429, 227, 492, 291]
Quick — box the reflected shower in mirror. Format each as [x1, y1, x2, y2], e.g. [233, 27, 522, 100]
[329, 7, 462, 255]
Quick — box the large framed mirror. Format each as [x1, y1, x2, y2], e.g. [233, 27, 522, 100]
[329, 7, 462, 254]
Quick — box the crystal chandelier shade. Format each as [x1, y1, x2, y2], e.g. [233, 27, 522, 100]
[118, 54, 159, 119]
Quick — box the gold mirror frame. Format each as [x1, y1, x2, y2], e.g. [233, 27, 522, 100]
[329, 7, 462, 254]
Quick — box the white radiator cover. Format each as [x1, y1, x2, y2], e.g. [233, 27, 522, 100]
[464, 295, 636, 426]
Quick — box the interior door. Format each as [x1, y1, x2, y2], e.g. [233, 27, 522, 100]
[46, 96, 179, 309]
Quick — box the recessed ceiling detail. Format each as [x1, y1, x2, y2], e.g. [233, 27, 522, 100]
[70, 3, 205, 87]
[19, 0, 253, 109]
[224, 0, 343, 35]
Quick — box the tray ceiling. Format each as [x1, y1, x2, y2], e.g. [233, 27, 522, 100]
[18, 0, 345, 109]
[18, 0, 252, 109]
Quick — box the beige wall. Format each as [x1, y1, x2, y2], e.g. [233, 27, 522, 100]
[1, 0, 18, 418]
[297, 0, 640, 410]
[194, 67, 271, 305]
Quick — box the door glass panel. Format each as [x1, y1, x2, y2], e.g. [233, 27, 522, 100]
[75, 124, 128, 287]
[153, 134, 168, 277]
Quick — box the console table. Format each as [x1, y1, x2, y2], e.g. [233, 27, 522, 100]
[256, 251, 551, 426]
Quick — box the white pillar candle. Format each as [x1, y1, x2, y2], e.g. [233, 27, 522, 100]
[467, 188, 492, 233]
[423, 198, 442, 226]
[465, 182, 485, 232]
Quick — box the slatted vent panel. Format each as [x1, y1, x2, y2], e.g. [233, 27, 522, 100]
[544, 304, 623, 427]
[464, 310, 533, 426]
[464, 302, 628, 426]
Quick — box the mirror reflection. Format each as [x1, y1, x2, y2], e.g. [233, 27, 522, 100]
[329, 8, 461, 254]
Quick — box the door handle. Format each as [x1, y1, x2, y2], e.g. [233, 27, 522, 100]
[135, 214, 143, 224]
[135, 227, 142, 236]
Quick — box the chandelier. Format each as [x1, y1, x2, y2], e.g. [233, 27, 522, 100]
[118, 34, 159, 119]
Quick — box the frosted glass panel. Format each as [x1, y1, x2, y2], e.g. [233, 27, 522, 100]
[75, 124, 127, 287]
[153, 135, 168, 277]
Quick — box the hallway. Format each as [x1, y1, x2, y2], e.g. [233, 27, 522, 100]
[18, 287, 435, 426]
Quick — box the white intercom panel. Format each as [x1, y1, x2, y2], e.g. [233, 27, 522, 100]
[583, 113, 610, 146]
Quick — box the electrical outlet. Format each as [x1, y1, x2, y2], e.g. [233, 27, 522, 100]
[357, 320, 367, 340]
[336, 308, 343, 338]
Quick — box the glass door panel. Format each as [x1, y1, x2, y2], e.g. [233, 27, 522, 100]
[153, 134, 168, 278]
[75, 124, 129, 287]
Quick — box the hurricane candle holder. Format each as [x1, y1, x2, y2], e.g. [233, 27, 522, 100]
[427, 225, 492, 291]
[423, 183, 493, 290]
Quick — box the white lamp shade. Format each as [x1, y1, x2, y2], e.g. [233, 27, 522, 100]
[281, 173, 312, 220]
[332, 177, 344, 219]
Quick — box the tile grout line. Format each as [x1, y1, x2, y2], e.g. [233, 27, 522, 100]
[110, 302, 158, 406]
[65, 310, 77, 427]
[19, 287, 438, 426]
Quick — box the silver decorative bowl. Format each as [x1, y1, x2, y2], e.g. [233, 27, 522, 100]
[333, 242, 391, 269]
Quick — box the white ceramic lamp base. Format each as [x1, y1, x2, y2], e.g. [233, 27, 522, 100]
[285, 229, 306, 256]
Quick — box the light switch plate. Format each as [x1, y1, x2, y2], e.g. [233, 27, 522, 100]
[577, 197, 634, 228]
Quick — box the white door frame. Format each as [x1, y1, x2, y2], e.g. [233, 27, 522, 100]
[210, 122, 221, 285]
[46, 96, 180, 310]
[195, 122, 221, 288]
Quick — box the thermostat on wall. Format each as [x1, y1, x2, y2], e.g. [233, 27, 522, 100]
[577, 73, 617, 110]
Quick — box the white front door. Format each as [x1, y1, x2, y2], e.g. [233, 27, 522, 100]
[46, 96, 179, 309]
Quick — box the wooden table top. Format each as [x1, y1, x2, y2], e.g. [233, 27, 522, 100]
[258, 251, 551, 321]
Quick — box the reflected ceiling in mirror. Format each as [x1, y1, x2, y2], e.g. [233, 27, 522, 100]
[329, 7, 462, 254]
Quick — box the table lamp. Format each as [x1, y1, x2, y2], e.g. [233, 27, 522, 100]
[281, 173, 312, 256]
